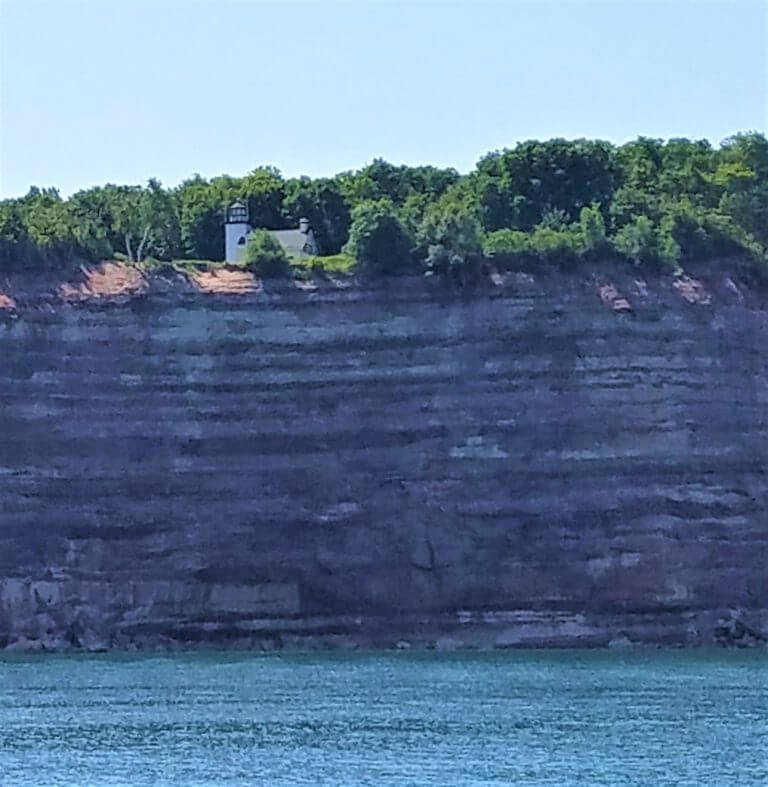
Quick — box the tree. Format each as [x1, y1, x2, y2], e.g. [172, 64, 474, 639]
[716, 133, 768, 248]
[658, 138, 717, 207]
[0, 200, 33, 269]
[474, 138, 619, 231]
[343, 199, 414, 275]
[616, 137, 664, 193]
[109, 179, 180, 263]
[578, 204, 608, 258]
[658, 200, 710, 264]
[68, 186, 119, 259]
[141, 178, 181, 260]
[418, 199, 484, 274]
[1, 132, 766, 277]
[241, 167, 285, 229]
[283, 177, 350, 254]
[178, 175, 226, 260]
[612, 215, 662, 268]
[337, 160, 460, 209]
[17, 187, 74, 248]
[242, 230, 290, 277]
[720, 186, 768, 248]
[398, 192, 432, 239]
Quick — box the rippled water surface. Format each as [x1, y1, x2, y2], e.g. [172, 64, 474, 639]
[0, 650, 766, 785]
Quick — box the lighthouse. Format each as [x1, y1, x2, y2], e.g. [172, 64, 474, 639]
[224, 200, 251, 262]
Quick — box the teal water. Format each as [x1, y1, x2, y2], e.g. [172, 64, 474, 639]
[0, 651, 766, 785]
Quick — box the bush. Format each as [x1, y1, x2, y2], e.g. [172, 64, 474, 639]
[612, 215, 663, 268]
[483, 229, 531, 268]
[578, 204, 609, 258]
[527, 226, 582, 268]
[485, 220, 599, 269]
[343, 199, 414, 275]
[483, 229, 529, 254]
[291, 253, 355, 276]
[419, 201, 484, 274]
[242, 230, 291, 277]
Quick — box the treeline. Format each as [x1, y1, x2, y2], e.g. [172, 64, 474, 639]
[1, 133, 767, 276]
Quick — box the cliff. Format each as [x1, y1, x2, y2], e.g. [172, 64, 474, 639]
[1, 263, 767, 650]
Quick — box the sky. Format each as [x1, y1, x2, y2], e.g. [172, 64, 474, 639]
[0, 0, 766, 198]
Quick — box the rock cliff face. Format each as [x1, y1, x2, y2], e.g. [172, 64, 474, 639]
[1, 264, 766, 650]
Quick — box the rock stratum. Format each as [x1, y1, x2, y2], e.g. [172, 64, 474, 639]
[1, 263, 767, 651]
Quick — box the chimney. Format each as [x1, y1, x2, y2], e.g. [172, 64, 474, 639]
[299, 217, 310, 234]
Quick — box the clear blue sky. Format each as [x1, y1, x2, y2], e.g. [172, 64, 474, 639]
[0, 0, 765, 198]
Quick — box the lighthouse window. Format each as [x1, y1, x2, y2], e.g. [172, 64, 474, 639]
[238, 236, 246, 245]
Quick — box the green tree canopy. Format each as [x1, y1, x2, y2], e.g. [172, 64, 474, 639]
[343, 198, 414, 275]
[475, 138, 619, 231]
[2, 133, 767, 276]
[418, 198, 484, 274]
[283, 177, 350, 255]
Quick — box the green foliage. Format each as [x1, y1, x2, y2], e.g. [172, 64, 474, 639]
[2, 133, 767, 279]
[102, 179, 180, 262]
[657, 139, 716, 205]
[418, 199, 484, 273]
[291, 253, 356, 276]
[485, 211, 603, 269]
[242, 230, 291, 278]
[177, 168, 284, 262]
[527, 225, 583, 268]
[475, 138, 619, 231]
[658, 201, 709, 264]
[178, 175, 227, 260]
[578, 204, 608, 255]
[398, 192, 432, 239]
[0, 188, 83, 270]
[483, 229, 530, 258]
[18, 188, 75, 248]
[343, 199, 414, 275]
[720, 132, 768, 180]
[616, 137, 664, 193]
[338, 159, 460, 208]
[720, 185, 768, 247]
[715, 136, 768, 248]
[283, 177, 350, 254]
[612, 215, 663, 268]
[241, 167, 286, 230]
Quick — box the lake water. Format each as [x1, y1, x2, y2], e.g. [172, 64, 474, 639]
[0, 650, 766, 785]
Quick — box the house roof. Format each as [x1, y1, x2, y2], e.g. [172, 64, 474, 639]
[269, 228, 314, 257]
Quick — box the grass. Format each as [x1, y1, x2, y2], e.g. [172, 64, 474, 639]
[289, 253, 355, 276]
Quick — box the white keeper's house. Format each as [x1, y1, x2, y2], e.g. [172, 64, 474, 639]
[224, 200, 319, 262]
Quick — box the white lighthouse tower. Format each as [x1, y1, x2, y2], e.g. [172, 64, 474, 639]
[224, 200, 251, 262]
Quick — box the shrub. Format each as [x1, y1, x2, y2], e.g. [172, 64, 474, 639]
[343, 199, 414, 275]
[578, 204, 609, 258]
[528, 226, 582, 267]
[612, 215, 663, 268]
[483, 229, 531, 268]
[291, 253, 355, 276]
[419, 201, 484, 274]
[483, 229, 529, 255]
[242, 230, 291, 277]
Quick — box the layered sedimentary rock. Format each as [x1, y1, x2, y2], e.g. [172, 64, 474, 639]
[1, 264, 766, 650]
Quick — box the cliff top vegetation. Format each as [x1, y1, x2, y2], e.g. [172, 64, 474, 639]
[1, 134, 767, 282]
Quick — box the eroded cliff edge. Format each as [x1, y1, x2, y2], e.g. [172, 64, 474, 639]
[1, 264, 767, 650]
